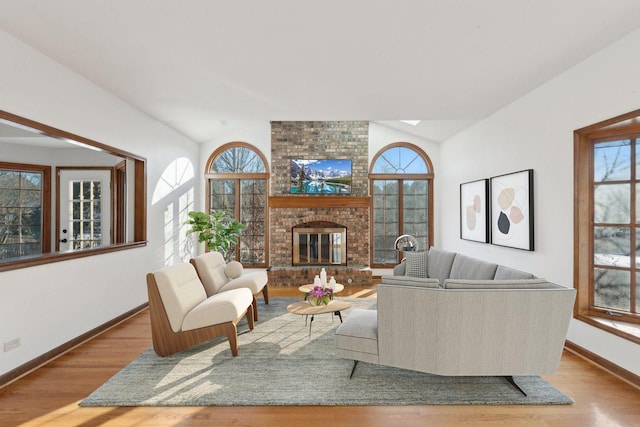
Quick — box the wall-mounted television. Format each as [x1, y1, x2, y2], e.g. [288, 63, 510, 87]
[290, 159, 352, 194]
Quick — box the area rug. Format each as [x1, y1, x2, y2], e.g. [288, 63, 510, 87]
[79, 298, 573, 406]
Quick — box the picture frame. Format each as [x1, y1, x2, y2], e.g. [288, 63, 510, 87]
[490, 169, 534, 251]
[460, 179, 489, 243]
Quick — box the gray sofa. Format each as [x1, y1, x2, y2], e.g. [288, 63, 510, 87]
[335, 247, 576, 395]
[382, 246, 538, 287]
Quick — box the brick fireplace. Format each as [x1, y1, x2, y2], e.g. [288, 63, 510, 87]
[268, 121, 372, 287]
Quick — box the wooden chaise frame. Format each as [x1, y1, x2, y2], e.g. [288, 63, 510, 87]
[146, 273, 254, 357]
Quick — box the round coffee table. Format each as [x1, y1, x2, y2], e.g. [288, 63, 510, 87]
[287, 300, 351, 338]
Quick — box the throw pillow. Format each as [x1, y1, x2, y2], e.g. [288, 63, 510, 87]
[224, 261, 244, 279]
[404, 251, 429, 278]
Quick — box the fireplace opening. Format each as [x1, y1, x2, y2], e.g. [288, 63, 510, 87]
[293, 227, 346, 266]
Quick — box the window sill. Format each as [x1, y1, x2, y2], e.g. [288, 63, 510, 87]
[575, 314, 640, 345]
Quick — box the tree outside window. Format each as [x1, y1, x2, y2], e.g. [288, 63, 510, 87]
[0, 163, 50, 260]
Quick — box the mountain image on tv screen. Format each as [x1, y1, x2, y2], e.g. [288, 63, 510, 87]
[290, 159, 352, 194]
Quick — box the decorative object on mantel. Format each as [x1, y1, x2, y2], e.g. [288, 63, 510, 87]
[394, 234, 419, 252]
[490, 169, 534, 251]
[184, 210, 246, 258]
[460, 178, 490, 243]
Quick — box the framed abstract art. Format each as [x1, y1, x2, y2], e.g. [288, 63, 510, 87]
[490, 169, 534, 251]
[460, 179, 489, 243]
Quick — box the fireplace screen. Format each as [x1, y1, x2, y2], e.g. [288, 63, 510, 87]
[293, 227, 346, 266]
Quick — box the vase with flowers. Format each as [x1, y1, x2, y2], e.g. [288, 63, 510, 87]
[305, 285, 334, 306]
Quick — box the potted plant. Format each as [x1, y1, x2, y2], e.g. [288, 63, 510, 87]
[184, 210, 246, 256]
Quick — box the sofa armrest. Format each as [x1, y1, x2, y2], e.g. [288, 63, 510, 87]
[393, 260, 406, 276]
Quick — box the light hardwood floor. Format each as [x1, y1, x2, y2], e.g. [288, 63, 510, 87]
[1, 285, 639, 427]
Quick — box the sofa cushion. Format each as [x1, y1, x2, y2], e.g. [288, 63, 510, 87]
[494, 265, 535, 280]
[442, 279, 552, 289]
[426, 247, 457, 283]
[335, 309, 379, 355]
[220, 270, 269, 294]
[153, 263, 207, 333]
[404, 251, 429, 278]
[182, 288, 253, 331]
[449, 253, 498, 280]
[191, 252, 230, 297]
[380, 275, 440, 288]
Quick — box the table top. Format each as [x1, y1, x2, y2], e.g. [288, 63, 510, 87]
[286, 300, 352, 316]
[298, 283, 344, 294]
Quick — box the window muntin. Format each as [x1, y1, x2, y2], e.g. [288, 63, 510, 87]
[239, 179, 266, 265]
[371, 146, 428, 174]
[0, 164, 49, 260]
[593, 139, 631, 181]
[372, 179, 399, 264]
[575, 111, 640, 336]
[402, 179, 429, 246]
[206, 143, 268, 266]
[370, 143, 433, 267]
[591, 137, 639, 317]
[210, 146, 266, 173]
[69, 180, 103, 250]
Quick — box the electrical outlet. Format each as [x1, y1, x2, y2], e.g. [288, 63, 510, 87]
[3, 338, 21, 352]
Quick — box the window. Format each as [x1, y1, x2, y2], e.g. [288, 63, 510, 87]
[0, 109, 146, 273]
[0, 162, 51, 260]
[206, 142, 269, 266]
[369, 143, 433, 267]
[575, 108, 640, 340]
[68, 179, 104, 250]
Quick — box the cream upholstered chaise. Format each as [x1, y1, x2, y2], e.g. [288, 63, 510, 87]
[146, 262, 254, 357]
[190, 251, 269, 320]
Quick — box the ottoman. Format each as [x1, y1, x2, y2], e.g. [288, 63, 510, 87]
[335, 308, 379, 375]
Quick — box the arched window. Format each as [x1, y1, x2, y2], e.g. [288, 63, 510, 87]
[206, 142, 269, 266]
[369, 143, 434, 267]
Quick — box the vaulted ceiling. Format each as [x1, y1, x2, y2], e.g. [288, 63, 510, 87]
[2, 0, 640, 143]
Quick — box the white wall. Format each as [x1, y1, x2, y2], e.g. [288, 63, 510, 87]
[0, 31, 199, 376]
[439, 29, 640, 376]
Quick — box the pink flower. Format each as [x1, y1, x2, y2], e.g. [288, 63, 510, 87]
[305, 285, 334, 305]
